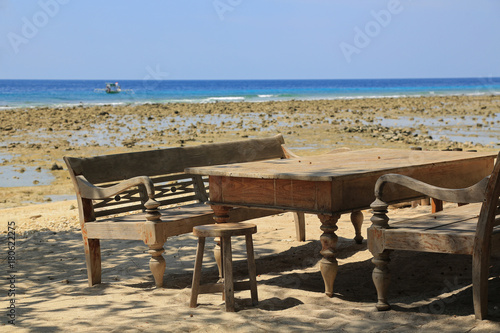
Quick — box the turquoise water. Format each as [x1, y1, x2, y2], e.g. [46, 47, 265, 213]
[1, 78, 500, 108]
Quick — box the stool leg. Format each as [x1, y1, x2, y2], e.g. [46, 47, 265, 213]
[245, 233, 258, 306]
[222, 235, 235, 312]
[190, 236, 206, 308]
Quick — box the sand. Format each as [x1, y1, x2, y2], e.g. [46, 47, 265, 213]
[2, 203, 500, 332]
[1, 96, 500, 331]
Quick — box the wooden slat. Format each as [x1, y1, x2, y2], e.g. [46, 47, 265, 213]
[383, 230, 475, 255]
[88, 204, 283, 239]
[150, 172, 197, 183]
[383, 204, 483, 254]
[389, 203, 481, 230]
[85, 220, 144, 240]
[93, 191, 143, 210]
[157, 195, 199, 207]
[92, 177, 201, 217]
[94, 203, 145, 218]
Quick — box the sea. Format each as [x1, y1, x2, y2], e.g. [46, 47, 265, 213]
[1, 77, 500, 109]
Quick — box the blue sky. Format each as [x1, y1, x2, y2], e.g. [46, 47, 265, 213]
[0, 0, 499, 80]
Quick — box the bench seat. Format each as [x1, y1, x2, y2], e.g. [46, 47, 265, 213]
[85, 204, 282, 240]
[381, 203, 500, 255]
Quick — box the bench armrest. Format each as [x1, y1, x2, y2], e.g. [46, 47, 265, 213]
[281, 144, 300, 159]
[374, 173, 489, 204]
[76, 175, 155, 200]
[281, 145, 351, 159]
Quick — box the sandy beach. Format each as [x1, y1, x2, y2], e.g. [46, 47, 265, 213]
[1, 95, 500, 331]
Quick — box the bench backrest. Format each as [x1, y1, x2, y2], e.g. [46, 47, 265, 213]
[64, 134, 286, 220]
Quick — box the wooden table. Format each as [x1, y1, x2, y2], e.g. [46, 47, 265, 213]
[186, 148, 496, 297]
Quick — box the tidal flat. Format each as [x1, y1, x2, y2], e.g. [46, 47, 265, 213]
[1, 94, 499, 208]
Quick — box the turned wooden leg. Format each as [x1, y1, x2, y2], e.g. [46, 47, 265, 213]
[350, 210, 364, 244]
[148, 245, 166, 288]
[143, 198, 166, 288]
[318, 214, 340, 297]
[84, 238, 102, 286]
[372, 251, 391, 311]
[294, 212, 306, 241]
[190, 236, 205, 308]
[245, 233, 258, 305]
[222, 235, 235, 312]
[214, 240, 223, 283]
[211, 205, 232, 283]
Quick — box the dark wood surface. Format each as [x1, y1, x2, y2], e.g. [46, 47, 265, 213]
[187, 149, 496, 214]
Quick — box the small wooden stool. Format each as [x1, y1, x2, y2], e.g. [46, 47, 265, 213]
[190, 223, 258, 312]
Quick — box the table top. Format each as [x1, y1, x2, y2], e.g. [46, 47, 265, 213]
[186, 148, 497, 182]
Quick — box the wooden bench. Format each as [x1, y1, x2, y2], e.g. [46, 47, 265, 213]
[368, 152, 500, 319]
[64, 134, 305, 288]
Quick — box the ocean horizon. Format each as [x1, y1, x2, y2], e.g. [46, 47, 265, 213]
[1, 77, 500, 109]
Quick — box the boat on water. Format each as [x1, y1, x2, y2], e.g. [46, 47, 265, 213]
[94, 82, 134, 94]
[105, 82, 121, 93]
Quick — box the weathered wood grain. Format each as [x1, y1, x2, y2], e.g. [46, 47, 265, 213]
[191, 148, 496, 301]
[64, 134, 303, 289]
[190, 223, 258, 312]
[368, 151, 500, 319]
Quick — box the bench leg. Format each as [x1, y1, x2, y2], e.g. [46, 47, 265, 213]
[84, 238, 101, 286]
[350, 211, 364, 244]
[372, 250, 391, 311]
[148, 245, 166, 288]
[293, 212, 306, 241]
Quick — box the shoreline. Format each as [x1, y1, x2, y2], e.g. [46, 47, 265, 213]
[2, 91, 499, 110]
[1, 94, 499, 209]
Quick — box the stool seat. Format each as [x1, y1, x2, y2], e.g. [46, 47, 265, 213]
[193, 222, 257, 238]
[190, 222, 258, 312]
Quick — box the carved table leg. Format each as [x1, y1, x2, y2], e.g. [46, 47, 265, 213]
[372, 250, 391, 311]
[318, 213, 341, 297]
[350, 210, 364, 244]
[211, 205, 232, 283]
